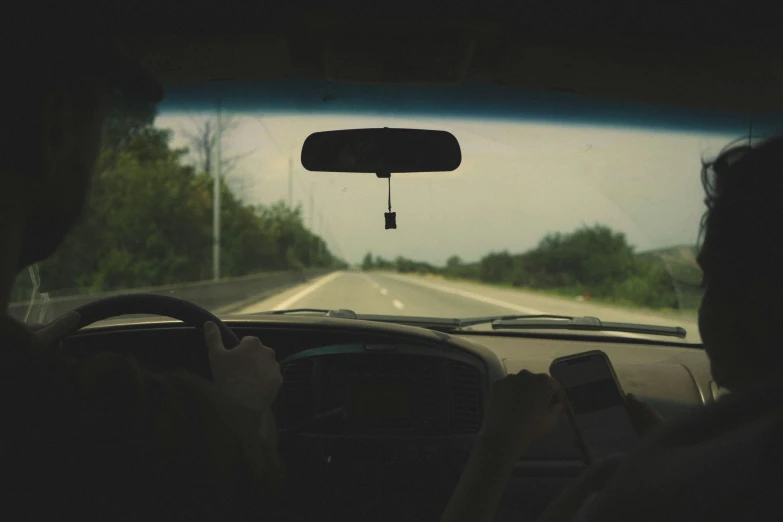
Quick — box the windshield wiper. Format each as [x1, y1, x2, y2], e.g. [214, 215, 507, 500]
[488, 315, 687, 339]
[258, 308, 358, 319]
[258, 310, 463, 329]
[457, 314, 573, 327]
[265, 308, 331, 315]
[253, 310, 686, 338]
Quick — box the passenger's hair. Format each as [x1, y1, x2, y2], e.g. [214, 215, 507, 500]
[699, 136, 783, 290]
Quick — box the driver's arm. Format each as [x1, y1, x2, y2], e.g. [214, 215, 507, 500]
[11, 313, 283, 516]
[76, 350, 284, 487]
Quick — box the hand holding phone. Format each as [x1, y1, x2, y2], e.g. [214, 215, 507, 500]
[626, 393, 665, 436]
[481, 370, 566, 458]
[550, 351, 640, 464]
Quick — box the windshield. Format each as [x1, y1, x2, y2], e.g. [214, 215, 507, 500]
[11, 79, 781, 343]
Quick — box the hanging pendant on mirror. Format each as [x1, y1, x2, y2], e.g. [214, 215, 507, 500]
[385, 212, 397, 229]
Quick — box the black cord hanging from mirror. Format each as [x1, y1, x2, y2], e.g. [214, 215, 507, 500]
[376, 168, 396, 229]
[383, 174, 397, 230]
[384, 175, 396, 229]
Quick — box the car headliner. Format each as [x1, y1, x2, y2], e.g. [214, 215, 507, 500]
[157, 78, 782, 137]
[92, 1, 783, 115]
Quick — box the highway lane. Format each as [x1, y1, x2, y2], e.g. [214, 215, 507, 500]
[238, 271, 702, 343]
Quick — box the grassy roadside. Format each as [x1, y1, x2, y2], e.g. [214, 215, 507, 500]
[416, 272, 701, 319]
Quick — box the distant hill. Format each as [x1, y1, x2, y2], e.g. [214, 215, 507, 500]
[638, 245, 700, 279]
[639, 243, 697, 263]
[639, 244, 698, 262]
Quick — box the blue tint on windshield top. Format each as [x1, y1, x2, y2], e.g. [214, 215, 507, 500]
[159, 78, 783, 135]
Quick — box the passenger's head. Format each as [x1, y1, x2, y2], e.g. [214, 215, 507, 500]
[697, 136, 783, 391]
[0, 29, 161, 270]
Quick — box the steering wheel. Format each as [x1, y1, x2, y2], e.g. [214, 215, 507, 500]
[63, 294, 241, 375]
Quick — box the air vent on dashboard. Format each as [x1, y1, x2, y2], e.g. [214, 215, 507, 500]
[448, 360, 482, 434]
[277, 359, 315, 428]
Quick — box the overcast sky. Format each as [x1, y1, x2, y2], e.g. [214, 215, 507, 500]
[156, 111, 736, 265]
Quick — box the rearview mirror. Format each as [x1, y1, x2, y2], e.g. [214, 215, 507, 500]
[301, 128, 461, 175]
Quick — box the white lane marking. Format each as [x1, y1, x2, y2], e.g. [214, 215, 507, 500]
[362, 273, 380, 289]
[380, 288, 388, 296]
[392, 299, 405, 310]
[381, 274, 543, 314]
[273, 271, 344, 310]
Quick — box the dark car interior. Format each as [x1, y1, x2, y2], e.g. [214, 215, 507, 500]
[63, 309, 707, 522]
[42, 1, 783, 520]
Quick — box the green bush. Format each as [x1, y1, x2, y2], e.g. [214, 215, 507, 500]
[479, 251, 515, 283]
[362, 224, 693, 311]
[25, 96, 343, 297]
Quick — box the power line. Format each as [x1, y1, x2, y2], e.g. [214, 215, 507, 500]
[213, 98, 223, 281]
[293, 176, 312, 214]
[321, 217, 346, 261]
[309, 191, 314, 231]
[258, 118, 283, 156]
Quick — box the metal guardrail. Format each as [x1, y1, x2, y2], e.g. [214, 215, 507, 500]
[7, 268, 334, 322]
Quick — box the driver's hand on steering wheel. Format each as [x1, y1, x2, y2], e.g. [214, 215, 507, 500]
[17, 311, 81, 353]
[203, 321, 282, 412]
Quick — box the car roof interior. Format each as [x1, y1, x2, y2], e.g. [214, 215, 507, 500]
[106, 0, 783, 114]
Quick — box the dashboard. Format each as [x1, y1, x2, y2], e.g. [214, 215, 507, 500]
[277, 344, 485, 437]
[62, 314, 711, 522]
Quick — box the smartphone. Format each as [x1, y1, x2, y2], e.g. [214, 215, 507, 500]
[549, 350, 639, 464]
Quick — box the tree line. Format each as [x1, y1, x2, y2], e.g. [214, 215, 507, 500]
[12, 94, 344, 301]
[362, 225, 696, 310]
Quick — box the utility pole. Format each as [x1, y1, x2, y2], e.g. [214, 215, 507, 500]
[212, 99, 222, 281]
[319, 212, 324, 264]
[308, 190, 315, 266]
[288, 156, 293, 208]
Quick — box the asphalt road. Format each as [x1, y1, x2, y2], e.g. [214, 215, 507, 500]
[238, 271, 701, 343]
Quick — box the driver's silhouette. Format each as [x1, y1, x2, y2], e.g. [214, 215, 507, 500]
[1, 27, 283, 520]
